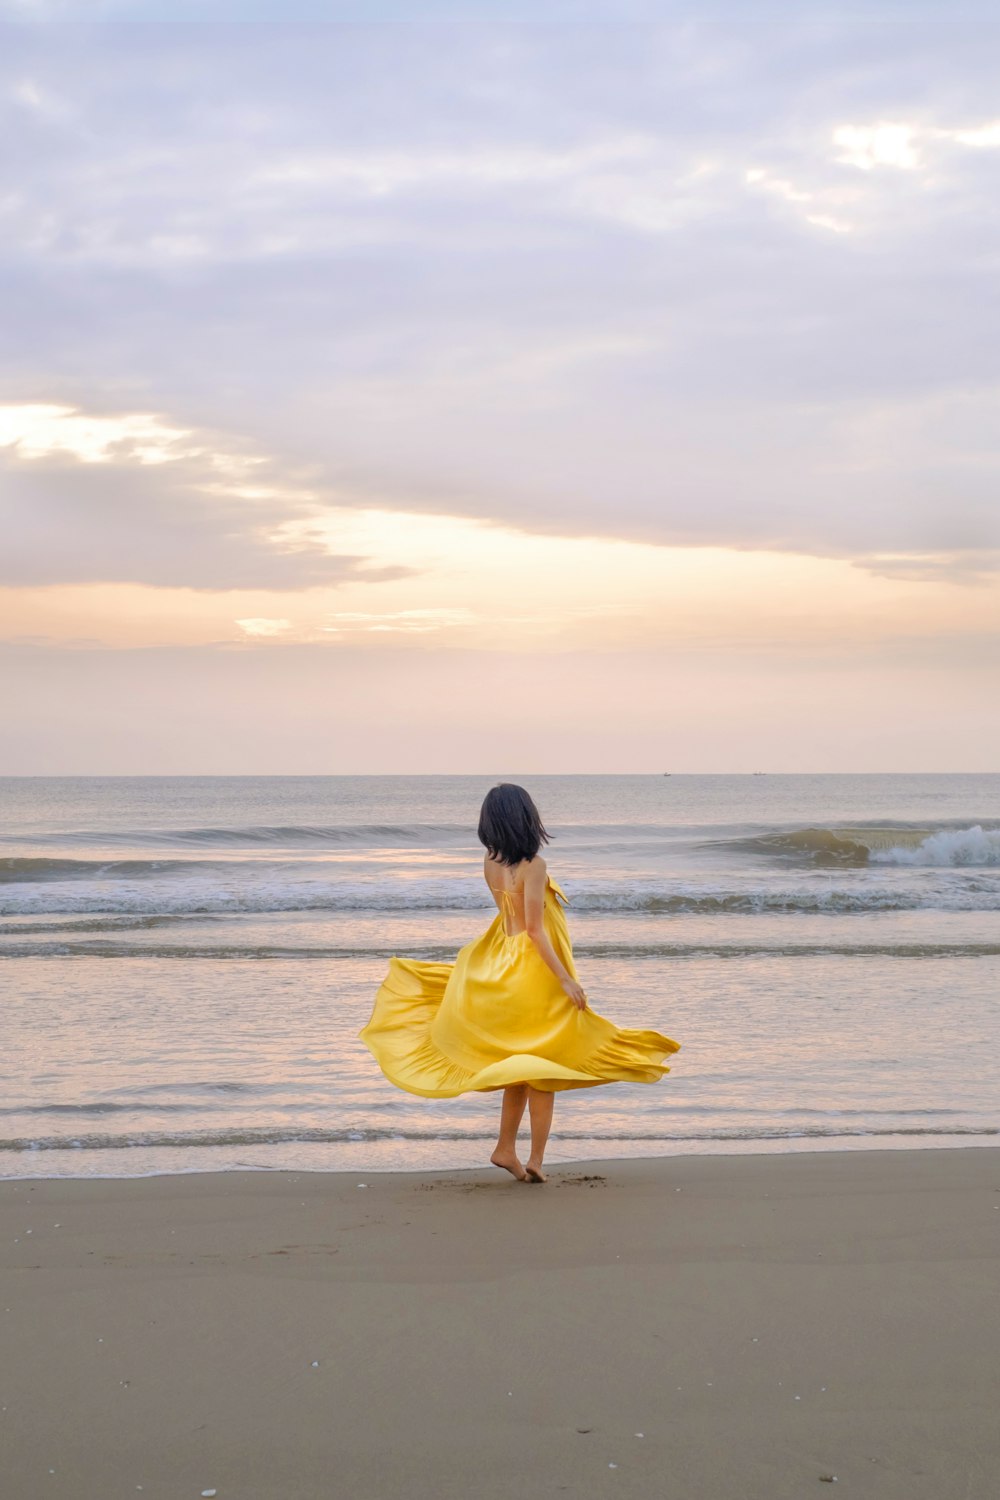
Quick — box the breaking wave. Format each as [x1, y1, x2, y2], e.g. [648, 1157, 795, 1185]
[870, 825, 1000, 867]
[722, 823, 1000, 867]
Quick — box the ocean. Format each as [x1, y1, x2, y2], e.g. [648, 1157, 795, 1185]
[2, 773, 998, 1179]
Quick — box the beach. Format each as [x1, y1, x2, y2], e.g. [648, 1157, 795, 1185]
[4, 778, 999, 1493]
[6, 2, 1000, 1492]
[3, 1147, 999, 1499]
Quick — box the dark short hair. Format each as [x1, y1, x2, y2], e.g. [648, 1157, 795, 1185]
[477, 783, 551, 867]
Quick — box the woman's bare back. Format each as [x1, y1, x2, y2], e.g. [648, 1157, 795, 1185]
[484, 853, 530, 936]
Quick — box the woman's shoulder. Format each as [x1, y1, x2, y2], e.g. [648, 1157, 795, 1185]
[482, 852, 547, 883]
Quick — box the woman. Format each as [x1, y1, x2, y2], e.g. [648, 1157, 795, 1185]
[359, 783, 680, 1183]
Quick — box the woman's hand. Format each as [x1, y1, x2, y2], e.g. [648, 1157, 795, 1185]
[562, 977, 588, 1010]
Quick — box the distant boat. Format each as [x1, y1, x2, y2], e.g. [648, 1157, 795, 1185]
[662, 772, 671, 776]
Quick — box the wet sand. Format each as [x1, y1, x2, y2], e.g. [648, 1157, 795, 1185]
[2, 1147, 998, 1499]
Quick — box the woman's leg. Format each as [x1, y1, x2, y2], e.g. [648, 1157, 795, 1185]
[491, 1084, 528, 1179]
[525, 1086, 554, 1182]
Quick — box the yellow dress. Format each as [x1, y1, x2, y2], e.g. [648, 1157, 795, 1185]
[359, 872, 681, 1097]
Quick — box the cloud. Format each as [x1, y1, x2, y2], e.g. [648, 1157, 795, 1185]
[854, 550, 1000, 584]
[0, 402, 419, 589]
[744, 166, 853, 233]
[945, 120, 1000, 147]
[321, 607, 477, 635]
[1, 14, 999, 578]
[0, 403, 217, 464]
[833, 122, 921, 171]
[235, 617, 291, 636]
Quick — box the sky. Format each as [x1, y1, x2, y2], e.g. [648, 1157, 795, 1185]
[1, 1, 998, 772]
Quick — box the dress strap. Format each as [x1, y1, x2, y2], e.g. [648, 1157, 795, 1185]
[496, 884, 518, 935]
[494, 885, 523, 959]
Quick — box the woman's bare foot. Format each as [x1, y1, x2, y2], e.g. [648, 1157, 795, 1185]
[524, 1161, 547, 1183]
[490, 1148, 527, 1181]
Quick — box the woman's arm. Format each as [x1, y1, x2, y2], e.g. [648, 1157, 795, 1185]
[523, 859, 587, 1010]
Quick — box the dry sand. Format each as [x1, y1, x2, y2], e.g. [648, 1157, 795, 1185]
[2, 1147, 999, 1500]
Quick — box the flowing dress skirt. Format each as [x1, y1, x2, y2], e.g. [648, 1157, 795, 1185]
[359, 874, 681, 1097]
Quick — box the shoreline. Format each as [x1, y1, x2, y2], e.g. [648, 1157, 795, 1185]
[3, 1130, 998, 1184]
[3, 1146, 999, 1498]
